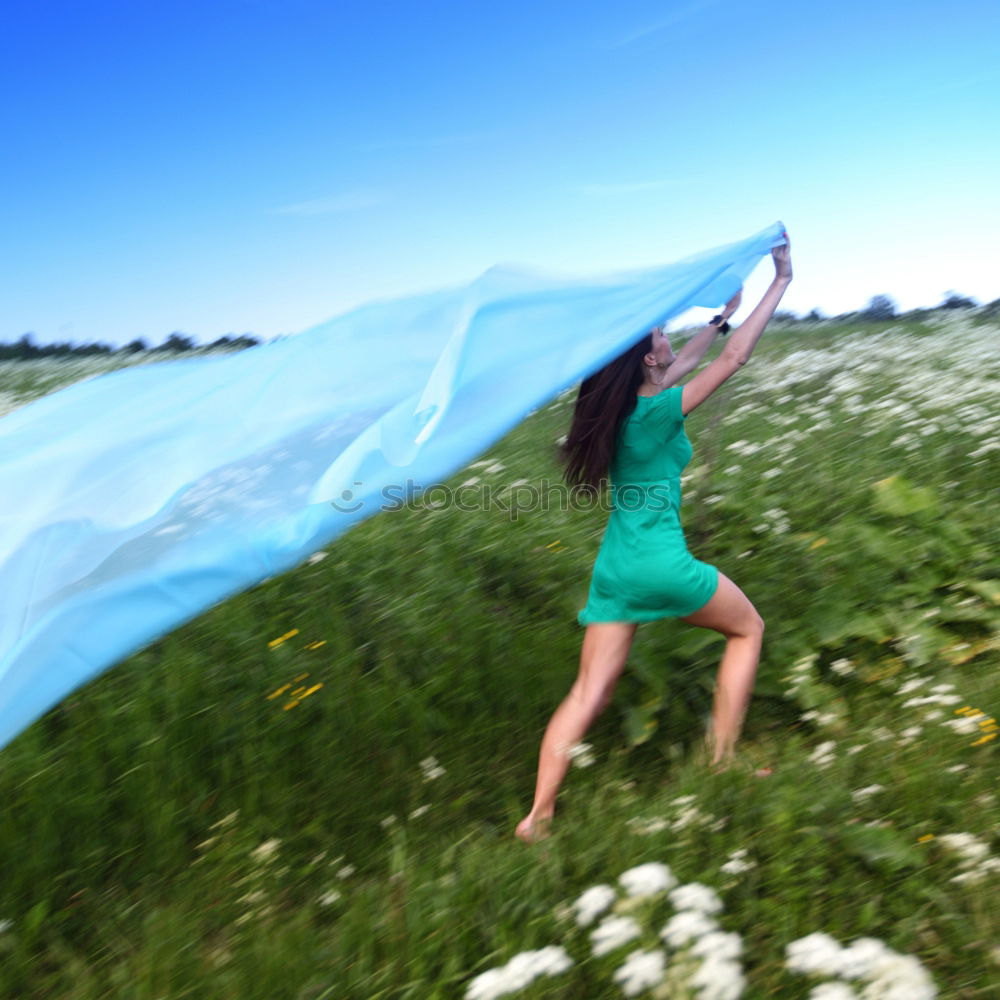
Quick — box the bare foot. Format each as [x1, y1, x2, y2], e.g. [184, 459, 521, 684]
[704, 753, 772, 778]
[708, 752, 736, 775]
[515, 814, 552, 843]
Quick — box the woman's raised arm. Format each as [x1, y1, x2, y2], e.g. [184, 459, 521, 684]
[680, 241, 793, 416]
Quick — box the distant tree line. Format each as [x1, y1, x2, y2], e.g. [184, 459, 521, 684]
[0, 332, 261, 362]
[766, 289, 998, 326]
[3, 288, 998, 362]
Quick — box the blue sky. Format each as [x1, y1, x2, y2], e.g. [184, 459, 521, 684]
[3, 0, 998, 347]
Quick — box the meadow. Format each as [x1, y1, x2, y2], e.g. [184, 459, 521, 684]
[0, 312, 997, 999]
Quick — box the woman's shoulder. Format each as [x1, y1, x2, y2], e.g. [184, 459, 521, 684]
[635, 385, 684, 403]
[632, 385, 686, 429]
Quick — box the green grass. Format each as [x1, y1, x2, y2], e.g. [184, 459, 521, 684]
[0, 313, 998, 998]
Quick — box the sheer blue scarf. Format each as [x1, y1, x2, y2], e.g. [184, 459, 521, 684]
[0, 221, 787, 750]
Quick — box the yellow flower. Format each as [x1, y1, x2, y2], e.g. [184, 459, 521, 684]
[971, 733, 997, 746]
[917, 834, 935, 843]
[268, 628, 300, 648]
[266, 683, 291, 701]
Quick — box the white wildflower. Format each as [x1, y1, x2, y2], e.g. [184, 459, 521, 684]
[573, 884, 618, 927]
[336, 864, 356, 879]
[567, 741, 596, 768]
[851, 785, 885, 803]
[250, 838, 281, 863]
[465, 946, 573, 1000]
[420, 756, 446, 781]
[628, 816, 671, 836]
[306, 550, 328, 564]
[788, 931, 937, 1000]
[785, 932, 846, 976]
[669, 883, 724, 915]
[950, 870, 987, 885]
[661, 911, 719, 948]
[592, 915, 643, 957]
[689, 956, 746, 1000]
[465, 969, 508, 1000]
[613, 948, 668, 997]
[830, 658, 855, 677]
[672, 806, 714, 831]
[507, 946, 573, 978]
[409, 804, 431, 820]
[809, 741, 837, 767]
[318, 890, 341, 906]
[691, 931, 742, 962]
[619, 862, 677, 897]
[837, 937, 892, 979]
[380, 815, 398, 829]
[937, 832, 990, 865]
[720, 850, 755, 876]
[802, 710, 840, 727]
[862, 951, 936, 1000]
[209, 810, 239, 830]
[809, 984, 858, 1000]
[0, 919, 12, 934]
[943, 715, 983, 735]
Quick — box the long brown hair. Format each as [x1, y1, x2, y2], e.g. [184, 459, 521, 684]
[558, 331, 653, 490]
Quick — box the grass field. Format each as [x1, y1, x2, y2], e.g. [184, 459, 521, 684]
[0, 313, 997, 999]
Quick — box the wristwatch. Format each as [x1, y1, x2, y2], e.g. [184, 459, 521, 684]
[709, 315, 731, 335]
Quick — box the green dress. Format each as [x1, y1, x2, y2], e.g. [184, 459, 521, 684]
[577, 385, 719, 625]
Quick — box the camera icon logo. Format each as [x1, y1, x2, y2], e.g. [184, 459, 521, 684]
[329, 480, 364, 513]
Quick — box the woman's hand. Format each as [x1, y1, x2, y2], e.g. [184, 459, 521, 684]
[772, 240, 792, 282]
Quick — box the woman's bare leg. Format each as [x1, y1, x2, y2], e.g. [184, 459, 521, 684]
[679, 572, 764, 767]
[515, 622, 638, 841]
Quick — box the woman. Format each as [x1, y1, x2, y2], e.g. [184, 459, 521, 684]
[516, 240, 793, 843]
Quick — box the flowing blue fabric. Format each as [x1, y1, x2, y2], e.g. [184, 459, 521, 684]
[0, 221, 787, 750]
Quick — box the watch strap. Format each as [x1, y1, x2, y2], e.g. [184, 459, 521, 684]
[709, 315, 731, 335]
